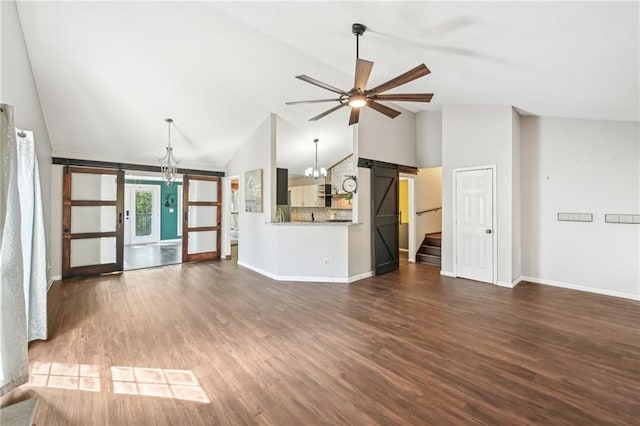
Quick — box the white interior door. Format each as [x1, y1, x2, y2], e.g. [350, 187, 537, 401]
[455, 168, 494, 283]
[125, 184, 160, 245]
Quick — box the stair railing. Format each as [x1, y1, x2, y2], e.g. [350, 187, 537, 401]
[416, 207, 442, 216]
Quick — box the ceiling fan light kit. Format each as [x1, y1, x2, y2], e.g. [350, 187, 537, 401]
[286, 23, 434, 126]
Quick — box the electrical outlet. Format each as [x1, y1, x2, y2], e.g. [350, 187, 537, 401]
[323, 258, 329, 266]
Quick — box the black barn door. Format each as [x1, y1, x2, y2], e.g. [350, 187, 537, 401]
[371, 164, 400, 275]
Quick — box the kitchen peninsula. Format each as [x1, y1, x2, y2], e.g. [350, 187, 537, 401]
[263, 218, 369, 283]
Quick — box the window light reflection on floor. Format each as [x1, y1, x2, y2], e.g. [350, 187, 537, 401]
[27, 362, 210, 404]
[29, 362, 101, 392]
[111, 366, 210, 403]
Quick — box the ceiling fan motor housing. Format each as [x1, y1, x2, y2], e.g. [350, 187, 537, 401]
[352, 23, 366, 36]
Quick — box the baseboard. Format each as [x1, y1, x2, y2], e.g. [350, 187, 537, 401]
[237, 261, 370, 284]
[347, 271, 374, 283]
[48, 275, 61, 291]
[521, 276, 640, 301]
[440, 270, 456, 278]
[496, 276, 522, 289]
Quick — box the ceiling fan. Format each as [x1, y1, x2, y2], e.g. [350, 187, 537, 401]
[286, 23, 434, 126]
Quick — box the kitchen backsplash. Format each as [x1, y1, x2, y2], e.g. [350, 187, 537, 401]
[327, 154, 355, 195]
[291, 207, 352, 222]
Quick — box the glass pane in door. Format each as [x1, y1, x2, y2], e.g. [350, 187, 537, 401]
[188, 206, 218, 228]
[70, 237, 116, 267]
[188, 179, 218, 202]
[71, 173, 117, 201]
[70, 206, 117, 233]
[135, 190, 153, 237]
[187, 231, 217, 254]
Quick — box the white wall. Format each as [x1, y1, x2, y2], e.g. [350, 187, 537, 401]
[512, 110, 522, 281]
[275, 226, 348, 280]
[225, 114, 277, 273]
[441, 105, 516, 285]
[358, 106, 417, 167]
[50, 165, 63, 278]
[415, 167, 442, 247]
[416, 111, 442, 168]
[348, 167, 372, 277]
[521, 116, 639, 298]
[1, 0, 53, 281]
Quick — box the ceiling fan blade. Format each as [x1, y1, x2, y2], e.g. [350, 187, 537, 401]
[286, 98, 341, 105]
[371, 93, 434, 102]
[367, 64, 431, 94]
[354, 59, 374, 92]
[309, 103, 347, 121]
[367, 101, 402, 119]
[348, 107, 360, 126]
[296, 75, 348, 95]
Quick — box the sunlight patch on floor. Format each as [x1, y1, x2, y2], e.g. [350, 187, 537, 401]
[29, 362, 101, 392]
[27, 362, 209, 403]
[111, 366, 209, 403]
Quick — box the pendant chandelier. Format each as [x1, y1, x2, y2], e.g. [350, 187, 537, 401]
[305, 138, 326, 179]
[159, 118, 179, 186]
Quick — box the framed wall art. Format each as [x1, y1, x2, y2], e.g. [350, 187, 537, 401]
[244, 168, 263, 213]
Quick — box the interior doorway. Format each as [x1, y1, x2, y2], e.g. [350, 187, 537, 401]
[123, 175, 182, 270]
[453, 166, 496, 284]
[230, 177, 239, 261]
[415, 166, 443, 268]
[398, 175, 416, 263]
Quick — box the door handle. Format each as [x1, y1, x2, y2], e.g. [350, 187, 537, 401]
[119, 213, 123, 224]
[485, 229, 492, 234]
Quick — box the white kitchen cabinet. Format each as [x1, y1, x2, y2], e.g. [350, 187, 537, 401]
[290, 185, 324, 207]
[290, 186, 304, 207]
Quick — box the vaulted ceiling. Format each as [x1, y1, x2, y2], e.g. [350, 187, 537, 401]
[16, 1, 639, 173]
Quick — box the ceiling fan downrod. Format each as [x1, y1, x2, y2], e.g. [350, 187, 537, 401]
[352, 23, 366, 59]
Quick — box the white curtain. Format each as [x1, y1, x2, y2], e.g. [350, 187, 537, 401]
[16, 128, 48, 342]
[0, 104, 28, 397]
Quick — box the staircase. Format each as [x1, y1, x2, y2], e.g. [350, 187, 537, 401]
[417, 232, 441, 266]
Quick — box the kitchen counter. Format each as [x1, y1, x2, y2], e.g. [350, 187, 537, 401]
[267, 221, 358, 226]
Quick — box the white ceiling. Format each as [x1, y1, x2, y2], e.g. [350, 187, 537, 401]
[16, 1, 639, 173]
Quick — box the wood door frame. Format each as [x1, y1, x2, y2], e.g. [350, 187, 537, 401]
[370, 163, 400, 276]
[452, 165, 498, 284]
[62, 166, 124, 279]
[182, 175, 222, 262]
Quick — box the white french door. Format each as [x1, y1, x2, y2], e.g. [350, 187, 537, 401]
[454, 167, 495, 284]
[125, 184, 160, 245]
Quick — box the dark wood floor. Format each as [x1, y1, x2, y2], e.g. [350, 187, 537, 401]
[6, 260, 640, 425]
